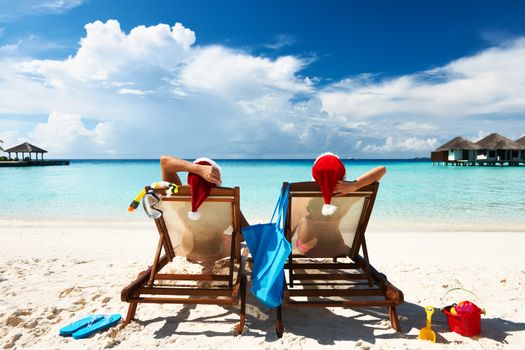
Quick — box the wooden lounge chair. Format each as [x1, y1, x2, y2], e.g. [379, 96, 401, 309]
[121, 185, 247, 335]
[275, 181, 403, 337]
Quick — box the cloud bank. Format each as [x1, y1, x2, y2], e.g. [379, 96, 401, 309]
[1, 20, 525, 158]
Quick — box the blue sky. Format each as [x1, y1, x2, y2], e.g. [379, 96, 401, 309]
[1, 0, 525, 158]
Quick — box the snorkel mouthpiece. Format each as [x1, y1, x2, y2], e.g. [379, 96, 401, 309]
[128, 201, 140, 212]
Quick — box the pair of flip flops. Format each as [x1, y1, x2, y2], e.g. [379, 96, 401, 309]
[59, 314, 122, 339]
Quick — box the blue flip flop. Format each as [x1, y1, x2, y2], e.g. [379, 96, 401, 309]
[59, 315, 104, 336]
[72, 314, 122, 339]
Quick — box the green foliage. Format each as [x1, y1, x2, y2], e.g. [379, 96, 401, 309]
[0, 156, 7, 161]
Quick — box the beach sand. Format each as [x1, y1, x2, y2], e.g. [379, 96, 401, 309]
[1, 221, 524, 349]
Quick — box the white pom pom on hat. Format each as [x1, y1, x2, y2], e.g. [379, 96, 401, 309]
[321, 204, 338, 216]
[187, 210, 201, 221]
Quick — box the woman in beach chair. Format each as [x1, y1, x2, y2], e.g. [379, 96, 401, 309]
[121, 155, 249, 334]
[160, 155, 250, 228]
[273, 153, 402, 338]
[294, 153, 386, 257]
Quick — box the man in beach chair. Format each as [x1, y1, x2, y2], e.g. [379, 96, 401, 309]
[121, 156, 247, 334]
[274, 153, 403, 338]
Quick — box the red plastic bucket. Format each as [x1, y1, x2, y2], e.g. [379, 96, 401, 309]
[440, 288, 485, 337]
[442, 304, 483, 336]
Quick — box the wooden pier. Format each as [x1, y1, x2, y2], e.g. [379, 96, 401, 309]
[0, 160, 69, 167]
[432, 160, 525, 166]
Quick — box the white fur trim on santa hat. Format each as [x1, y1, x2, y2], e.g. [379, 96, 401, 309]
[314, 152, 339, 165]
[311, 152, 345, 181]
[194, 157, 221, 173]
[322, 204, 338, 216]
[188, 210, 201, 221]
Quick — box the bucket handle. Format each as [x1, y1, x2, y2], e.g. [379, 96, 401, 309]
[440, 288, 486, 315]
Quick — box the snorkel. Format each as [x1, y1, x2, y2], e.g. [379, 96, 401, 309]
[128, 189, 146, 212]
[128, 181, 179, 214]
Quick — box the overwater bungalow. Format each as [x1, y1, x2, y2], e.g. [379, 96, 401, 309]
[516, 136, 525, 148]
[431, 136, 481, 163]
[431, 133, 525, 166]
[476, 133, 524, 163]
[0, 142, 69, 167]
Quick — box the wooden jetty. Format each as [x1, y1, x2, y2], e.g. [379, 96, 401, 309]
[432, 160, 524, 166]
[0, 160, 69, 167]
[1, 142, 69, 167]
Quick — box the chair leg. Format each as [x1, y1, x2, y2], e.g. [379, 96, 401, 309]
[388, 306, 402, 332]
[234, 275, 247, 335]
[275, 305, 283, 338]
[123, 302, 138, 326]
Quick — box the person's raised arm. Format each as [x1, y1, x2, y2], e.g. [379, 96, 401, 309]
[160, 155, 221, 185]
[334, 166, 386, 195]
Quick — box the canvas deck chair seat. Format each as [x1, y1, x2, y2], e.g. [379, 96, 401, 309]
[121, 185, 247, 335]
[275, 181, 403, 337]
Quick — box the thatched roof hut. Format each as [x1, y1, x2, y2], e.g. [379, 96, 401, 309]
[516, 136, 525, 146]
[435, 136, 482, 151]
[476, 133, 525, 150]
[4, 142, 47, 160]
[5, 142, 47, 153]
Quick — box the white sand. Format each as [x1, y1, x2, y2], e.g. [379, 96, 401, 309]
[1, 221, 525, 349]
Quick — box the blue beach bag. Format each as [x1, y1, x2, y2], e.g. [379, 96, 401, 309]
[242, 184, 291, 308]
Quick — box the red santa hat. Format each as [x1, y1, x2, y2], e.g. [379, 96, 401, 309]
[312, 152, 346, 216]
[187, 157, 222, 221]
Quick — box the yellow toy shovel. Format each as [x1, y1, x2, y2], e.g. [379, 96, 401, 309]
[418, 306, 436, 342]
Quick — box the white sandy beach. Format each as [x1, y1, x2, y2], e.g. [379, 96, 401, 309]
[1, 221, 525, 349]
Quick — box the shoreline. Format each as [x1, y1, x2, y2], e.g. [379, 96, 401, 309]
[1, 218, 523, 233]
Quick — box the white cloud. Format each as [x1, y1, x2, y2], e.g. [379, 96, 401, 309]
[0, 34, 65, 57]
[28, 112, 112, 154]
[117, 88, 153, 96]
[179, 45, 311, 98]
[15, 20, 195, 83]
[265, 34, 295, 50]
[363, 137, 438, 153]
[0, 0, 85, 20]
[321, 39, 525, 122]
[473, 130, 490, 142]
[2, 19, 525, 158]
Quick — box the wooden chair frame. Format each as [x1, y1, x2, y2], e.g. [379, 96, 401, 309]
[275, 181, 403, 337]
[121, 186, 247, 335]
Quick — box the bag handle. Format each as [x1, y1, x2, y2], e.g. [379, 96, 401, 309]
[275, 184, 291, 230]
[440, 287, 486, 314]
[269, 190, 281, 224]
[270, 183, 287, 223]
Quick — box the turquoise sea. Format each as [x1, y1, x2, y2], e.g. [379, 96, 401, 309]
[0, 159, 524, 230]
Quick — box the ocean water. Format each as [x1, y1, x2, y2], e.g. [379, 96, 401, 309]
[0, 159, 524, 230]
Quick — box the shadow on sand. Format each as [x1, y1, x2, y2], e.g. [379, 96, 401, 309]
[130, 297, 525, 346]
